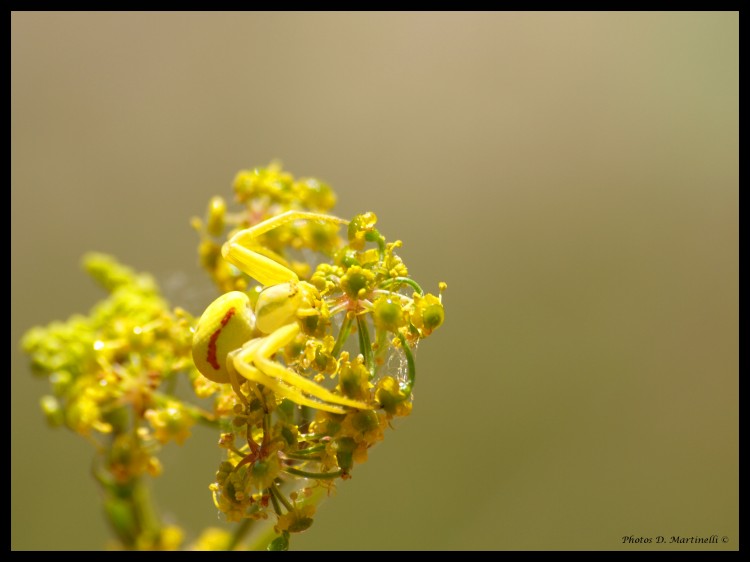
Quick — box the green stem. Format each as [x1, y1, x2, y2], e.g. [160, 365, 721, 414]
[356, 315, 375, 378]
[269, 487, 283, 516]
[374, 326, 389, 369]
[283, 467, 343, 480]
[397, 332, 416, 395]
[131, 477, 162, 541]
[366, 229, 386, 261]
[293, 444, 327, 455]
[332, 313, 353, 357]
[298, 432, 329, 441]
[284, 452, 323, 461]
[270, 482, 295, 512]
[380, 276, 424, 296]
[283, 442, 326, 461]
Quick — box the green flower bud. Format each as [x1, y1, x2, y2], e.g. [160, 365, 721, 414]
[351, 410, 379, 434]
[373, 296, 406, 332]
[341, 266, 375, 299]
[334, 437, 357, 472]
[267, 532, 290, 551]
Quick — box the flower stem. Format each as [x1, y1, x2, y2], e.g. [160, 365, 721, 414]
[380, 276, 424, 296]
[332, 313, 353, 357]
[270, 482, 295, 511]
[283, 467, 343, 480]
[397, 332, 416, 394]
[131, 477, 162, 541]
[284, 451, 323, 461]
[102, 474, 163, 550]
[356, 314, 375, 378]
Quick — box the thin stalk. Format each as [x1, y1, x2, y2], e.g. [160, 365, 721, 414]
[379, 276, 424, 296]
[356, 314, 375, 378]
[125, 476, 163, 548]
[397, 332, 416, 395]
[270, 482, 295, 512]
[283, 452, 323, 462]
[269, 487, 283, 516]
[283, 467, 343, 480]
[292, 444, 327, 455]
[331, 313, 353, 357]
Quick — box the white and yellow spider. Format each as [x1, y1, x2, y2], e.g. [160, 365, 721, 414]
[192, 210, 373, 414]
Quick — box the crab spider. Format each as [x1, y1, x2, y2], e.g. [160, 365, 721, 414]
[192, 211, 373, 414]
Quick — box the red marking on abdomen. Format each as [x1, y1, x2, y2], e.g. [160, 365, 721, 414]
[207, 307, 236, 370]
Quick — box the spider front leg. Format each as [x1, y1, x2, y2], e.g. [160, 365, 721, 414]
[222, 210, 348, 286]
[230, 323, 373, 414]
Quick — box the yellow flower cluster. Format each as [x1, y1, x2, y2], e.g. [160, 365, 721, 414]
[22, 254, 200, 448]
[193, 161, 343, 293]
[21, 161, 445, 551]
[21, 253, 208, 550]
[192, 163, 446, 549]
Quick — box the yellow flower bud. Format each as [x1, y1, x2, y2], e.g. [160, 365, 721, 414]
[206, 196, 226, 237]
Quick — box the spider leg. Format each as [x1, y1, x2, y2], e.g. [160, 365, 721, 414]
[231, 323, 373, 413]
[223, 211, 348, 286]
[254, 324, 373, 410]
[232, 337, 341, 411]
[232, 357, 348, 414]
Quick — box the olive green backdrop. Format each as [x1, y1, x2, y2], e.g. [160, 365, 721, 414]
[11, 12, 738, 551]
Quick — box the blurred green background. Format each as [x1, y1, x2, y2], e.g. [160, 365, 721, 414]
[11, 12, 737, 551]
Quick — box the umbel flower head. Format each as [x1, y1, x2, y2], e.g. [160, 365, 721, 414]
[192, 162, 446, 548]
[21, 254, 200, 448]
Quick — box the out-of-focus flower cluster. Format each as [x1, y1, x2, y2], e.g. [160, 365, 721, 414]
[191, 163, 446, 548]
[21, 254, 206, 550]
[22, 254, 203, 451]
